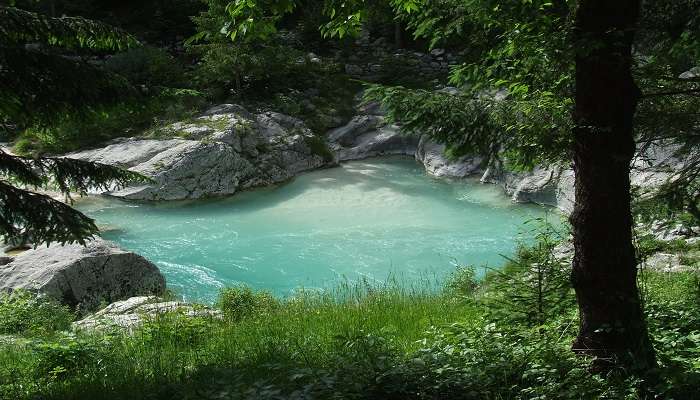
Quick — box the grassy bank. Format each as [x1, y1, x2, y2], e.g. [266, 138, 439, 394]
[0, 256, 698, 399]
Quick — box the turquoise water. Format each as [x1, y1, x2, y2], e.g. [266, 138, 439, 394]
[78, 157, 552, 302]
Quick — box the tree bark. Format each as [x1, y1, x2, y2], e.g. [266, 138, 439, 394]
[394, 21, 404, 49]
[570, 0, 656, 371]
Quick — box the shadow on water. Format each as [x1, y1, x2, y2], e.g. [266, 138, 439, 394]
[84, 157, 504, 217]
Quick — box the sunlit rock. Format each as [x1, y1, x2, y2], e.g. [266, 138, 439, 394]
[0, 238, 165, 312]
[67, 104, 332, 201]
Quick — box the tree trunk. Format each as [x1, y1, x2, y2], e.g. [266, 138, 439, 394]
[394, 21, 404, 49]
[570, 0, 656, 371]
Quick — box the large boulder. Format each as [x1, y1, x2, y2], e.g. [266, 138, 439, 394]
[679, 66, 700, 80]
[68, 105, 332, 201]
[0, 239, 165, 312]
[71, 139, 254, 201]
[503, 167, 568, 208]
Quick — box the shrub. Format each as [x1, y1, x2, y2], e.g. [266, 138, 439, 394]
[217, 286, 279, 322]
[190, 42, 321, 100]
[481, 221, 573, 327]
[14, 89, 203, 155]
[304, 135, 335, 163]
[0, 290, 74, 337]
[139, 312, 212, 349]
[105, 46, 186, 88]
[444, 265, 478, 298]
[642, 271, 700, 398]
[377, 322, 638, 400]
[31, 335, 107, 380]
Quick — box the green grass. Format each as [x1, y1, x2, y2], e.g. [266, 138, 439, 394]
[0, 283, 475, 400]
[0, 290, 74, 337]
[0, 254, 698, 399]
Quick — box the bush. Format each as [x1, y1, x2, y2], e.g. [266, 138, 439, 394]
[377, 322, 639, 400]
[0, 290, 74, 337]
[304, 135, 335, 163]
[480, 222, 573, 328]
[139, 312, 212, 349]
[217, 286, 280, 322]
[641, 271, 700, 398]
[105, 46, 186, 88]
[190, 42, 324, 100]
[31, 335, 107, 380]
[444, 265, 478, 298]
[14, 89, 204, 155]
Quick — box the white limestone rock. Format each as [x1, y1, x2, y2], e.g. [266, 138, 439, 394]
[73, 296, 222, 331]
[415, 135, 484, 178]
[644, 253, 695, 273]
[328, 116, 418, 161]
[0, 238, 165, 312]
[67, 104, 331, 201]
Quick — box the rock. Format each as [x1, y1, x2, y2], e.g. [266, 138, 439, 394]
[201, 103, 253, 118]
[439, 86, 461, 95]
[307, 52, 321, 63]
[686, 237, 700, 246]
[71, 139, 254, 201]
[328, 117, 419, 161]
[474, 138, 684, 214]
[430, 48, 446, 57]
[679, 66, 700, 80]
[479, 162, 569, 210]
[73, 296, 222, 331]
[552, 241, 698, 274]
[505, 167, 563, 207]
[357, 101, 384, 116]
[644, 253, 692, 273]
[327, 115, 385, 146]
[415, 136, 484, 178]
[0, 239, 165, 312]
[553, 241, 574, 263]
[556, 169, 576, 214]
[345, 64, 364, 76]
[651, 222, 696, 241]
[68, 105, 331, 201]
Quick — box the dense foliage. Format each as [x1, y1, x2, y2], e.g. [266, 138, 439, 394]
[0, 5, 150, 245]
[0, 290, 73, 337]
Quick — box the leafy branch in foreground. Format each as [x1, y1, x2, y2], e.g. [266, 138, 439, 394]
[0, 6, 137, 50]
[0, 150, 147, 246]
[1, 5, 144, 245]
[363, 85, 572, 170]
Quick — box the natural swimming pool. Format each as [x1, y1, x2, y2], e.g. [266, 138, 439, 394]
[79, 157, 553, 302]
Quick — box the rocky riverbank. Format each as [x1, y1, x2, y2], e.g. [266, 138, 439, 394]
[62, 96, 682, 215]
[1, 95, 691, 326]
[67, 104, 333, 201]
